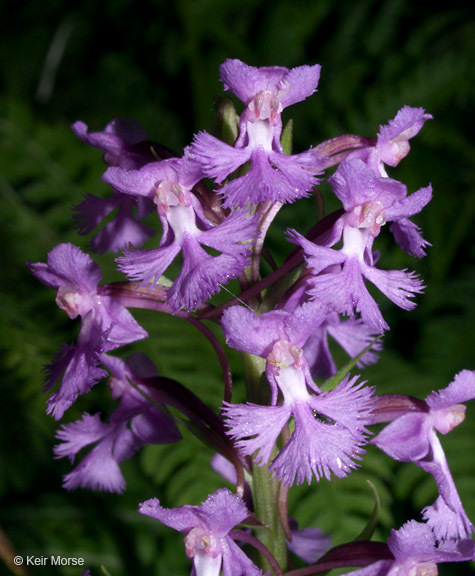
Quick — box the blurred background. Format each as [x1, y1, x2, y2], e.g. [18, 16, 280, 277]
[1, 0, 474, 574]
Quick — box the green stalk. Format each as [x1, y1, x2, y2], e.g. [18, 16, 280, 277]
[242, 352, 287, 573]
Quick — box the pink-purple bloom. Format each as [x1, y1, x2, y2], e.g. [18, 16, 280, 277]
[339, 520, 474, 576]
[72, 117, 150, 169]
[28, 243, 147, 419]
[289, 157, 431, 332]
[27, 54, 474, 576]
[348, 106, 433, 178]
[72, 118, 157, 253]
[344, 106, 433, 259]
[329, 157, 432, 257]
[221, 304, 375, 486]
[139, 489, 263, 576]
[372, 370, 475, 540]
[188, 59, 325, 208]
[54, 354, 181, 492]
[103, 156, 257, 311]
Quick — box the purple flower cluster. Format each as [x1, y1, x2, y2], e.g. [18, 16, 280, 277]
[28, 58, 475, 575]
[54, 354, 181, 492]
[103, 156, 257, 311]
[289, 107, 433, 333]
[140, 489, 264, 576]
[188, 60, 325, 208]
[72, 117, 159, 253]
[221, 303, 375, 486]
[29, 243, 148, 419]
[372, 370, 475, 541]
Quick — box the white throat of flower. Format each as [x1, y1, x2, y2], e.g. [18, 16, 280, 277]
[184, 527, 222, 576]
[154, 180, 198, 242]
[55, 286, 95, 319]
[268, 340, 311, 404]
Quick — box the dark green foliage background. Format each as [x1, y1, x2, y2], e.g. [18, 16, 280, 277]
[1, 1, 474, 574]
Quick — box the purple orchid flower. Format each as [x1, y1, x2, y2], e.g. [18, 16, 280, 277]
[339, 520, 474, 576]
[372, 370, 475, 540]
[221, 304, 375, 486]
[210, 453, 331, 564]
[28, 243, 148, 419]
[289, 158, 431, 332]
[329, 157, 432, 257]
[54, 354, 181, 493]
[103, 156, 257, 311]
[187, 58, 325, 208]
[139, 489, 264, 576]
[72, 117, 149, 169]
[72, 118, 158, 253]
[348, 106, 433, 178]
[344, 106, 433, 258]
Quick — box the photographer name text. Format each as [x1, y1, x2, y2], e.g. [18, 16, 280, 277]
[14, 555, 85, 567]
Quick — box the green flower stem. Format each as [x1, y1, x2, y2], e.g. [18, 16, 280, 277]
[242, 352, 287, 573]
